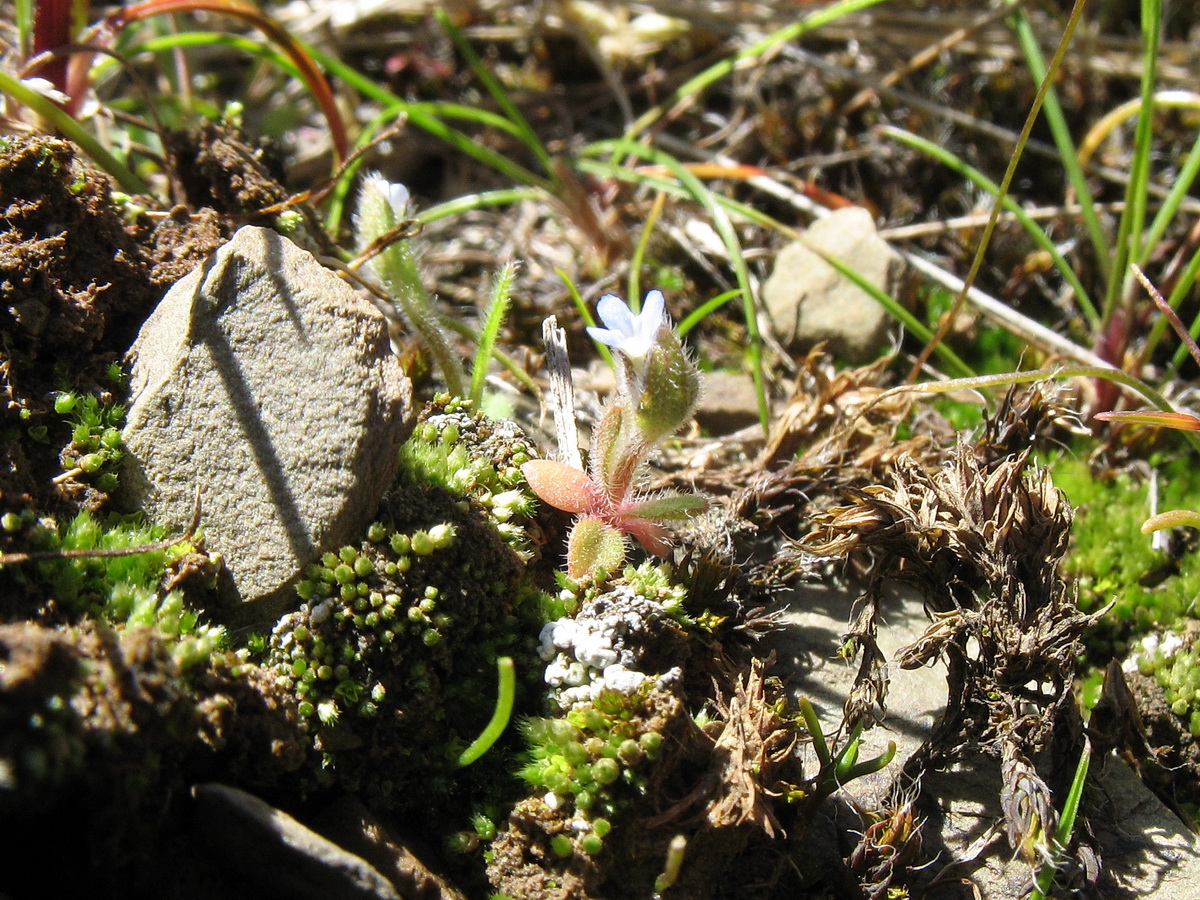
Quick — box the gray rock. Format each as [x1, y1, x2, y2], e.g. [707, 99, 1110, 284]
[762, 207, 904, 361]
[765, 582, 1200, 898]
[192, 783, 402, 900]
[693, 369, 760, 435]
[121, 226, 410, 613]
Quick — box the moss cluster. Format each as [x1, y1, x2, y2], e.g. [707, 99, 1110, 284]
[398, 394, 537, 555]
[263, 398, 551, 814]
[1, 508, 223, 669]
[53, 389, 126, 496]
[518, 686, 667, 855]
[1053, 455, 1200, 655]
[1134, 622, 1200, 736]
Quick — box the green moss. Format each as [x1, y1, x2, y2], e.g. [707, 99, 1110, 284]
[517, 685, 666, 829]
[1053, 454, 1200, 656]
[265, 398, 553, 819]
[56, 390, 127, 494]
[3, 510, 222, 671]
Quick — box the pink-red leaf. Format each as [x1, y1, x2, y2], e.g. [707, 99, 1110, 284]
[1095, 410, 1200, 432]
[521, 460, 594, 514]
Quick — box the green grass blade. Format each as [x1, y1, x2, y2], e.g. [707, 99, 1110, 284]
[455, 657, 515, 768]
[628, 191, 666, 313]
[435, 8, 553, 179]
[1141, 107, 1200, 264]
[883, 125, 1097, 326]
[1102, 0, 1161, 325]
[439, 314, 540, 399]
[816, 248, 974, 378]
[623, 0, 892, 142]
[0, 70, 149, 194]
[302, 42, 552, 191]
[1008, 3, 1110, 281]
[416, 187, 546, 224]
[1167, 247, 1200, 370]
[1031, 739, 1091, 900]
[557, 268, 615, 370]
[470, 261, 517, 408]
[677, 289, 740, 337]
[574, 156, 794, 234]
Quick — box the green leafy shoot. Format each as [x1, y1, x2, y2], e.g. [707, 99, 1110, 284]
[470, 262, 518, 409]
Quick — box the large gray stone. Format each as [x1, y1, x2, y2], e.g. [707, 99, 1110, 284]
[762, 207, 905, 361]
[122, 226, 410, 611]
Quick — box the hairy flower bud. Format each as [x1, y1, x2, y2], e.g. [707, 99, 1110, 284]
[633, 325, 701, 445]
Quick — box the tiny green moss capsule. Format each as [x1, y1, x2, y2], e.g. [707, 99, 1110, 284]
[292, 659, 307, 677]
[317, 665, 334, 680]
[429, 523, 456, 549]
[591, 758, 619, 785]
[473, 815, 497, 841]
[54, 392, 77, 414]
[296, 580, 316, 600]
[422, 629, 442, 647]
[1171, 698, 1189, 717]
[638, 734, 667, 758]
[617, 739, 643, 765]
[419, 598, 436, 614]
[411, 531, 435, 555]
[367, 522, 387, 542]
[391, 533, 411, 555]
[97, 473, 120, 493]
[78, 452, 105, 473]
[397, 556, 411, 572]
[580, 834, 603, 855]
[550, 834, 573, 858]
[1, 512, 22, 532]
[297, 701, 314, 718]
[334, 564, 355, 585]
[408, 606, 425, 623]
[592, 817, 611, 838]
[340, 584, 356, 601]
[339, 546, 358, 564]
[354, 556, 373, 577]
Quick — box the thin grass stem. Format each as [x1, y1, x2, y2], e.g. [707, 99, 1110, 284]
[628, 191, 666, 314]
[435, 8, 553, 180]
[1101, 0, 1161, 326]
[1008, 2, 1110, 280]
[882, 126, 1096, 326]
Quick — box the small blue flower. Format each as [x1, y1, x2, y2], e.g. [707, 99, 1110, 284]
[586, 290, 667, 363]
